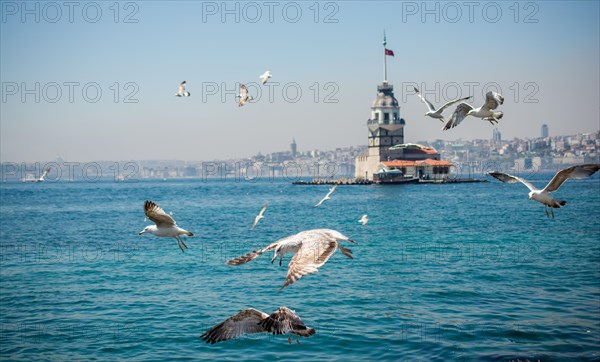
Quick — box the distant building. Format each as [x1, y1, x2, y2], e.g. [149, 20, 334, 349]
[493, 128, 501, 143]
[290, 138, 297, 158]
[184, 166, 197, 177]
[542, 124, 549, 138]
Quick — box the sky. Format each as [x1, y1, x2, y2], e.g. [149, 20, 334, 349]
[1, 0, 599, 162]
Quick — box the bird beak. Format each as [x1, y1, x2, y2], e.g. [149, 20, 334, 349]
[138, 230, 145, 235]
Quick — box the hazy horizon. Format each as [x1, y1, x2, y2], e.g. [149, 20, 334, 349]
[2, 1, 599, 162]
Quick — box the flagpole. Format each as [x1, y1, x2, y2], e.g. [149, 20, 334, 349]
[383, 30, 387, 83]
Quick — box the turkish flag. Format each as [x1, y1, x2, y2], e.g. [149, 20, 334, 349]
[385, 49, 395, 56]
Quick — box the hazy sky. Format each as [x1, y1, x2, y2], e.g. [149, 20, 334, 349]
[1, 1, 599, 162]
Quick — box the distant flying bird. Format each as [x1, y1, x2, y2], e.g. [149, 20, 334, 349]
[251, 203, 268, 230]
[260, 70, 272, 85]
[237, 83, 253, 107]
[139, 200, 194, 252]
[175, 81, 190, 97]
[200, 306, 315, 345]
[227, 229, 356, 291]
[443, 91, 504, 130]
[314, 184, 337, 207]
[413, 86, 470, 123]
[488, 164, 600, 218]
[358, 214, 368, 226]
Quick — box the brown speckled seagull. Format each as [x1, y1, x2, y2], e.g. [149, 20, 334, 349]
[237, 83, 253, 107]
[227, 229, 356, 291]
[200, 306, 315, 345]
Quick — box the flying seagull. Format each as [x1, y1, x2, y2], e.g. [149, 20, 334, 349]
[251, 203, 268, 230]
[314, 184, 337, 207]
[443, 91, 504, 130]
[139, 200, 193, 252]
[414, 87, 470, 123]
[260, 70, 272, 85]
[488, 164, 600, 218]
[227, 229, 356, 291]
[358, 214, 368, 226]
[200, 306, 315, 345]
[237, 84, 253, 107]
[175, 81, 190, 97]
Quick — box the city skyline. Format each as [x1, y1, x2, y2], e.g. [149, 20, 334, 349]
[1, 1, 599, 162]
[2, 129, 597, 183]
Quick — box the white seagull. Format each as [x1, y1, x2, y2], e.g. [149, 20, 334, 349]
[414, 87, 470, 123]
[251, 203, 268, 230]
[358, 214, 368, 226]
[227, 229, 356, 291]
[443, 91, 504, 130]
[139, 200, 194, 252]
[260, 70, 272, 85]
[488, 164, 600, 218]
[200, 306, 315, 345]
[237, 83, 253, 107]
[314, 184, 337, 207]
[175, 81, 190, 97]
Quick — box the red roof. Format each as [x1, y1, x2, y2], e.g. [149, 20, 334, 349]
[383, 159, 453, 167]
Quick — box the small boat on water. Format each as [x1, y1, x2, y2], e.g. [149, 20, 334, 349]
[22, 173, 37, 182]
[22, 168, 50, 182]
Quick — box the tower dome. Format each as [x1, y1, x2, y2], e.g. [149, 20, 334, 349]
[372, 83, 399, 108]
[369, 82, 402, 126]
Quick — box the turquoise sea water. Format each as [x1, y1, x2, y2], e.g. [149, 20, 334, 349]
[1, 174, 599, 361]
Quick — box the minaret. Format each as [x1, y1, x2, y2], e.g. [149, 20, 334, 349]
[367, 33, 405, 161]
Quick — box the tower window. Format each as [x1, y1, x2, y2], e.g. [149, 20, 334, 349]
[383, 113, 389, 124]
[373, 113, 379, 121]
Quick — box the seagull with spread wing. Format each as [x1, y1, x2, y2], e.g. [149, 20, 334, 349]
[237, 83, 253, 107]
[443, 91, 504, 130]
[358, 214, 368, 226]
[251, 204, 268, 230]
[139, 200, 194, 252]
[175, 81, 190, 97]
[200, 306, 315, 345]
[314, 184, 337, 207]
[260, 70, 272, 85]
[488, 164, 600, 218]
[227, 229, 356, 291]
[414, 86, 470, 123]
